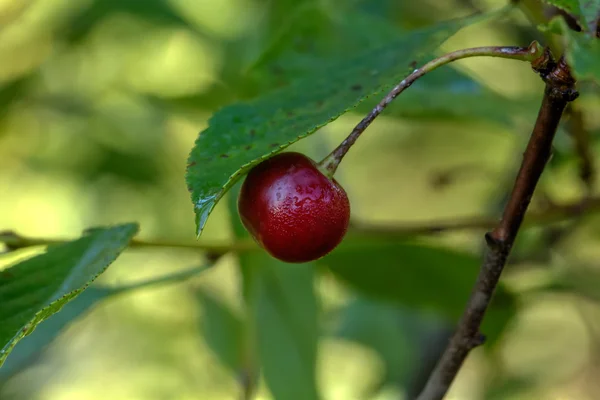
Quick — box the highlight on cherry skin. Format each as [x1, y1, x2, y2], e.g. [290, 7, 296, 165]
[237, 152, 351, 263]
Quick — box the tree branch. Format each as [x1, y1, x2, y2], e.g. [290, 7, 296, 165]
[352, 195, 600, 236]
[416, 55, 579, 400]
[3, 194, 599, 254]
[318, 41, 545, 176]
[0, 231, 257, 254]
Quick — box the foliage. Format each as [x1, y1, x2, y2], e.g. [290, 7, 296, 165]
[0, 224, 137, 366]
[1, 0, 600, 399]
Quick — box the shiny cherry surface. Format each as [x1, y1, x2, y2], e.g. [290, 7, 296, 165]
[238, 152, 350, 263]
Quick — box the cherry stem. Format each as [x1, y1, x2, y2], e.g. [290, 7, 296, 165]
[317, 41, 545, 178]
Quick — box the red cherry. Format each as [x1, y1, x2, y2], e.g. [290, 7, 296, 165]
[238, 152, 351, 263]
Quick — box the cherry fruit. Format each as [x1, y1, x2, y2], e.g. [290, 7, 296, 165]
[238, 152, 350, 263]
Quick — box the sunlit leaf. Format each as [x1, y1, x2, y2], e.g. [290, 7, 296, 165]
[0, 223, 138, 367]
[0, 262, 210, 380]
[186, 12, 488, 236]
[0, 287, 111, 381]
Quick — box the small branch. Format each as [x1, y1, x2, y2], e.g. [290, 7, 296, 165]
[318, 41, 545, 176]
[0, 231, 257, 254]
[108, 264, 214, 295]
[2, 195, 599, 254]
[353, 195, 600, 236]
[416, 55, 578, 400]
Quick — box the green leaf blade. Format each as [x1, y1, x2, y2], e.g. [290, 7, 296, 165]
[578, 0, 600, 33]
[567, 31, 600, 82]
[196, 289, 245, 375]
[542, 0, 599, 32]
[542, 0, 583, 21]
[186, 15, 482, 236]
[227, 184, 321, 399]
[318, 236, 516, 344]
[0, 223, 138, 367]
[548, 16, 600, 82]
[248, 256, 321, 400]
[0, 287, 113, 381]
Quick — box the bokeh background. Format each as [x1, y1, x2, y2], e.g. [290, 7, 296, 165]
[1, 0, 600, 399]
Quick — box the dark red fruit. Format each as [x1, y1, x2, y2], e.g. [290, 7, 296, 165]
[238, 152, 350, 263]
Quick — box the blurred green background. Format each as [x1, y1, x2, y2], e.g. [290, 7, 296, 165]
[2, 0, 600, 399]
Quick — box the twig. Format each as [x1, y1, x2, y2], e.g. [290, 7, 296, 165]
[2, 195, 599, 254]
[514, 0, 562, 55]
[318, 42, 545, 176]
[352, 195, 600, 236]
[0, 231, 257, 254]
[416, 54, 578, 400]
[108, 264, 214, 294]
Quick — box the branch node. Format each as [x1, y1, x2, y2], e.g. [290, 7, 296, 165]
[416, 50, 578, 400]
[531, 46, 556, 77]
[470, 332, 486, 348]
[484, 231, 507, 251]
[544, 57, 579, 101]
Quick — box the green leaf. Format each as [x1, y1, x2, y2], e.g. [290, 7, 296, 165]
[565, 29, 600, 82]
[358, 65, 536, 126]
[332, 297, 414, 394]
[247, 5, 404, 91]
[578, 0, 600, 33]
[195, 289, 245, 375]
[542, 0, 583, 22]
[245, 255, 321, 400]
[549, 16, 600, 82]
[0, 262, 209, 381]
[227, 184, 321, 400]
[318, 235, 516, 343]
[0, 223, 138, 367]
[542, 0, 600, 32]
[331, 296, 456, 397]
[0, 287, 112, 381]
[246, 4, 523, 126]
[186, 13, 486, 236]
